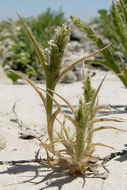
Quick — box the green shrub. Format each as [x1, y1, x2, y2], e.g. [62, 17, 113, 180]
[0, 9, 67, 80]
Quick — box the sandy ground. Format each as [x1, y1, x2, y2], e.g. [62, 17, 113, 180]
[0, 69, 127, 190]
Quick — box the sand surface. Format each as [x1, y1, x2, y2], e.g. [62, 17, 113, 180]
[0, 69, 127, 190]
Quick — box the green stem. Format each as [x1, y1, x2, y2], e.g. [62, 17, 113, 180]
[76, 128, 85, 161]
[45, 74, 55, 142]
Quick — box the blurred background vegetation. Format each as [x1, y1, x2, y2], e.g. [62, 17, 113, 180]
[0, 0, 127, 83]
[0, 8, 67, 81]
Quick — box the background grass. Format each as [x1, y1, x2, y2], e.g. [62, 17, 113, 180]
[0, 8, 67, 80]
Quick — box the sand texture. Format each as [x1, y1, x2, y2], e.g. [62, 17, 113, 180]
[0, 69, 127, 190]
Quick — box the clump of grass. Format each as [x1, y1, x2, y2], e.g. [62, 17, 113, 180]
[14, 69, 122, 174]
[41, 73, 121, 174]
[13, 13, 109, 144]
[11, 14, 122, 175]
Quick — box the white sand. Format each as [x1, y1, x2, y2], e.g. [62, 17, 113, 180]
[0, 69, 127, 190]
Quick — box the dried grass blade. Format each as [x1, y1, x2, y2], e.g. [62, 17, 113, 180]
[47, 88, 75, 114]
[92, 105, 111, 116]
[11, 70, 46, 108]
[63, 126, 71, 140]
[87, 126, 122, 137]
[94, 75, 106, 99]
[56, 44, 111, 83]
[89, 143, 115, 150]
[87, 118, 122, 127]
[16, 13, 47, 68]
[86, 75, 106, 118]
[59, 140, 75, 157]
[46, 151, 54, 167]
[56, 117, 63, 126]
[64, 113, 80, 130]
[38, 87, 60, 109]
[94, 118, 122, 122]
[59, 118, 71, 140]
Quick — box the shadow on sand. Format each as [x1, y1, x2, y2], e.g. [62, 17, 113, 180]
[0, 160, 85, 190]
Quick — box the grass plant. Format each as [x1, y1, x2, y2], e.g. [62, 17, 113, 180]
[13, 68, 122, 174]
[70, 0, 127, 88]
[12, 14, 122, 174]
[13, 13, 109, 143]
